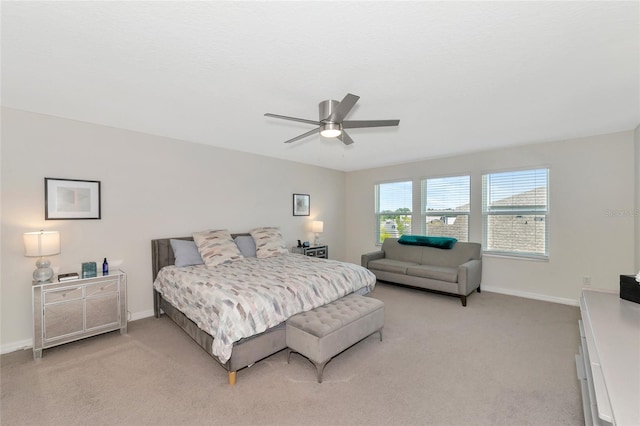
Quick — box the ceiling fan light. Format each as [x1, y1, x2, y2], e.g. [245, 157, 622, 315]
[320, 123, 342, 138]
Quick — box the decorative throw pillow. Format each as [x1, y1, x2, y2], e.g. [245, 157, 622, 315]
[193, 229, 244, 267]
[170, 239, 204, 267]
[234, 235, 257, 258]
[250, 227, 288, 258]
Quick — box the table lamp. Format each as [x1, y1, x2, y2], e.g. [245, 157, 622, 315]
[312, 221, 324, 246]
[24, 230, 60, 282]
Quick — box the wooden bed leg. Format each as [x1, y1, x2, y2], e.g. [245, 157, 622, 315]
[228, 371, 237, 385]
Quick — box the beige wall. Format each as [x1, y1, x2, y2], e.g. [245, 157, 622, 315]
[635, 124, 640, 272]
[2, 107, 637, 352]
[0, 108, 345, 351]
[345, 131, 636, 304]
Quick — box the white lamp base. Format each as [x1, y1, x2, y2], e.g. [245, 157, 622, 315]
[33, 257, 53, 282]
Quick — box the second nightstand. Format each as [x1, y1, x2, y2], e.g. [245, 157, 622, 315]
[292, 245, 328, 259]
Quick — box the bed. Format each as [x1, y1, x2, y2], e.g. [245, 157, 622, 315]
[151, 233, 376, 385]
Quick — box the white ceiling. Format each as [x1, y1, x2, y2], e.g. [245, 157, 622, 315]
[2, 1, 638, 172]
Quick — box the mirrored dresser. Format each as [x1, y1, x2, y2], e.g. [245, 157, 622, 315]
[32, 269, 127, 359]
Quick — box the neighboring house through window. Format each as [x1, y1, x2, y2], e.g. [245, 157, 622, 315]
[482, 168, 549, 258]
[375, 180, 412, 244]
[421, 175, 470, 241]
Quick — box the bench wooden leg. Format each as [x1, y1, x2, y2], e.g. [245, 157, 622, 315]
[228, 371, 237, 385]
[477, 284, 482, 293]
[461, 295, 467, 307]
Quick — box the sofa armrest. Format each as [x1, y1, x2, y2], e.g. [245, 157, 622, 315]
[458, 259, 482, 295]
[361, 251, 385, 268]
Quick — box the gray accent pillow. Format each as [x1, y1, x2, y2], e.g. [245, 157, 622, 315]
[170, 239, 204, 267]
[234, 236, 257, 258]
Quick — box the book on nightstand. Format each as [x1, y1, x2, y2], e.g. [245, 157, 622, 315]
[58, 272, 79, 282]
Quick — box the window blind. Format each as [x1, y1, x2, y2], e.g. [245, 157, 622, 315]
[482, 168, 549, 258]
[421, 175, 470, 241]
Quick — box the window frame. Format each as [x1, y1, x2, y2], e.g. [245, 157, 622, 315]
[482, 167, 549, 260]
[374, 179, 413, 244]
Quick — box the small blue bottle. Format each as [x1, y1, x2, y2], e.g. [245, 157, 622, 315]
[102, 258, 109, 275]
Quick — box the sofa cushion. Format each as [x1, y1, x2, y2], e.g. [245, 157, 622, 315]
[368, 259, 417, 274]
[406, 264, 458, 283]
[421, 244, 478, 268]
[381, 238, 422, 263]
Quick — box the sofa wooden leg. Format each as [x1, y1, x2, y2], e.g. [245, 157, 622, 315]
[476, 285, 481, 293]
[461, 295, 467, 307]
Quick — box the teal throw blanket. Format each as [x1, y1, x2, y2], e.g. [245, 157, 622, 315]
[397, 235, 458, 249]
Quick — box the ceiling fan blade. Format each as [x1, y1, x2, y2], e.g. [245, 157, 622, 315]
[338, 130, 354, 145]
[327, 93, 360, 122]
[283, 127, 321, 144]
[342, 119, 400, 129]
[265, 113, 321, 126]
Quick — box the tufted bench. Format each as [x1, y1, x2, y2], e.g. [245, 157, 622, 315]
[286, 294, 384, 383]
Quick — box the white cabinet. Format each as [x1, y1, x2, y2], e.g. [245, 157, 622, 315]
[577, 289, 640, 426]
[33, 270, 127, 359]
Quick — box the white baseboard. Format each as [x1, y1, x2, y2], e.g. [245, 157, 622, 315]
[482, 285, 579, 307]
[1, 309, 158, 355]
[129, 309, 155, 322]
[0, 339, 33, 355]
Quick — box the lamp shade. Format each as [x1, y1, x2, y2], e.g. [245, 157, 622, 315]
[23, 231, 60, 257]
[312, 221, 324, 233]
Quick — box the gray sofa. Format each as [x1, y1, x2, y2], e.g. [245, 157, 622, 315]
[361, 238, 482, 306]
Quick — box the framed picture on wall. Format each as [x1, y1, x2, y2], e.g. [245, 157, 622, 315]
[293, 193, 310, 216]
[45, 178, 101, 220]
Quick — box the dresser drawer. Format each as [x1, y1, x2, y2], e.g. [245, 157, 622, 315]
[314, 248, 326, 257]
[44, 286, 84, 304]
[86, 280, 118, 297]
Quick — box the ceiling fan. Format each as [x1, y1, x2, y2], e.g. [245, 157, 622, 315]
[264, 93, 400, 145]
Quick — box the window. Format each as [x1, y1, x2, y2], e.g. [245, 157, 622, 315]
[421, 175, 470, 241]
[375, 181, 412, 243]
[482, 168, 549, 258]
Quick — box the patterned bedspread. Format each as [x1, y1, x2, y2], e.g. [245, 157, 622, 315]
[153, 254, 376, 363]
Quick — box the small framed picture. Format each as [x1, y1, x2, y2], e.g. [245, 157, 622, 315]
[45, 178, 101, 220]
[293, 193, 310, 216]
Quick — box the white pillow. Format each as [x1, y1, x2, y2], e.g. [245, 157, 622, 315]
[250, 227, 288, 258]
[193, 229, 243, 267]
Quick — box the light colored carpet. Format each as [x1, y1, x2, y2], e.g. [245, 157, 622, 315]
[1, 283, 583, 426]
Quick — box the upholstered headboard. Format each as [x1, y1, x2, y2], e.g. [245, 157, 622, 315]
[151, 233, 250, 282]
